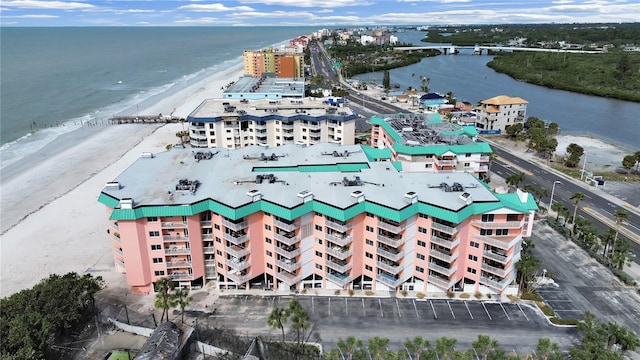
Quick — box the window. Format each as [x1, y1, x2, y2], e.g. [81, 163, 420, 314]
[419, 213, 428, 219]
[267, 263, 273, 269]
[481, 214, 495, 222]
[365, 265, 373, 272]
[215, 237, 221, 243]
[366, 239, 374, 246]
[416, 253, 425, 260]
[470, 241, 480, 248]
[464, 162, 470, 167]
[216, 250, 222, 256]
[465, 153, 471, 157]
[467, 267, 477, 274]
[366, 212, 375, 218]
[151, 244, 161, 250]
[418, 227, 427, 234]
[266, 237, 272, 244]
[147, 217, 158, 222]
[152, 258, 163, 263]
[507, 214, 520, 222]
[315, 225, 323, 231]
[480, 229, 493, 236]
[149, 231, 160, 237]
[217, 262, 223, 268]
[425, 164, 432, 168]
[316, 251, 322, 257]
[417, 240, 426, 247]
[265, 224, 272, 231]
[154, 271, 165, 276]
[366, 225, 374, 233]
[214, 224, 220, 230]
[317, 238, 323, 245]
[366, 252, 373, 259]
[468, 255, 478, 262]
[496, 229, 509, 236]
[416, 266, 424, 273]
[266, 250, 272, 257]
[315, 264, 323, 270]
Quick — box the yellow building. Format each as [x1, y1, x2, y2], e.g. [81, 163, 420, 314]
[243, 48, 303, 78]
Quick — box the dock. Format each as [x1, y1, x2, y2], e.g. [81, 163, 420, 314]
[109, 115, 185, 124]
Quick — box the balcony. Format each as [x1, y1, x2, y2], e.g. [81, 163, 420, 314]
[205, 269, 217, 279]
[190, 139, 208, 148]
[191, 124, 206, 130]
[222, 219, 248, 231]
[223, 232, 249, 245]
[204, 259, 216, 266]
[475, 233, 522, 250]
[275, 245, 301, 258]
[166, 261, 192, 269]
[281, 124, 294, 130]
[165, 247, 190, 255]
[326, 233, 352, 246]
[326, 272, 352, 286]
[479, 155, 490, 162]
[168, 273, 193, 280]
[376, 247, 404, 262]
[202, 233, 213, 240]
[427, 275, 455, 290]
[254, 123, 267, 130]
[227, 271, 250, 284]
[431, 222, 459, 235]
[109, 222, 119, 231]
[325, 219, 352, 232]
[113, 247, 123, 257]
[273, 219, 299, 232]
[376, 261, 402, 275]
[436, 158, 457, 165]
[111, 233, 121, 244]
[161, 221, 187, 229]
[481, 263, 509, 278]
[480, 273, 513, 291]
[225, 245, 251, 258]
[326, 258, 353, 273]
[377, 273, 401, 288]
[276, 258, 301, 272]
[326, 246, 352, 260]
[428, 262, 458, 277]
[227, 258, 251, 271]
[376, 233, 403, 247]
[430, 235, 460, 249]
[203, 246, 215, 254]
[472, 220, 524, 229]
[276, 271, 302, 285]
[191, 132, 207, 140]
[163, 235, 189, 241]
[483, 250, 512, 264]
[201, 221, 212, 228]
[274, 232, 301, 246]
[429, 250, 459, 263]
[377, 220, 406, 234]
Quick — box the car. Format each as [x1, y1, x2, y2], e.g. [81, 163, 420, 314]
[628, 251, 636, 259]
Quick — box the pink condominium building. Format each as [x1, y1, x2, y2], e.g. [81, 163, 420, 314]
[98, 143, 537, 296]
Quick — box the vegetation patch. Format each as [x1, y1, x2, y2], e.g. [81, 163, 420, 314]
[474, 292, 482, 299]
[365, 290, 375, 296]
[521, 292, 542, 302]
[507, 295, 519, 302]
[334, 290, 341, 296]
[459, 293, 470, 299]
[401, 289, 408, 297]
[416, 292, 425, 299]
[550, 317, 579, 326]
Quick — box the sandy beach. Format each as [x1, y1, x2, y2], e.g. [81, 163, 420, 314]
[1, 64, 636, 298]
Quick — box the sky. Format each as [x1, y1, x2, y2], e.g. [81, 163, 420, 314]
[0, 0, 638, 27]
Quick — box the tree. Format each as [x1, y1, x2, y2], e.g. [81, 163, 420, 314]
[288, 299, 310, 346]
[551, 202, 566, 221]
[622, 155, 636, 174]
[382, 70, 390, 90]
[172, 288, 191, 323]
[405, 336, 432, 360]
[154, 277, 175, 322]
[337, 336, 364, 360]
[267, 306, 290, 342]
[610, 210, 629, 258]
[570, 192, 586, 232]
[367, 336, 390, 360]
[536, 338, 561, 360]
[547, 122, 560, 135]
[420, 75, 430, 92]
[175, 130, 189, 145]
[516, 252, 540, 292]
[471, 334, 501, 360]
[505, 171, 526, 190]
[506, 123, 524, 138]
[410, 72, 415, 90]
[611, 237, 632, 271]
[634, 151, 640, 173]
[435, 337, 457, 360]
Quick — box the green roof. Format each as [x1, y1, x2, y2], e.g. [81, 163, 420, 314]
[361, 145, 392, 161]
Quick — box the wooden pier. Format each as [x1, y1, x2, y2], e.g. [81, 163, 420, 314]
[109, 115, 186, 124]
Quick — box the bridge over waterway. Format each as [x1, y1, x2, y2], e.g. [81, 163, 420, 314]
[394, 45, 604, 55]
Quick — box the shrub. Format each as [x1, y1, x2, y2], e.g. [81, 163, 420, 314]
[348, 289, 354, 297]
[416, 292, 425, 299]
[446, 291, 455, 298]
[301, 288, 307, 294]
[507, 295, 519, 302]
[474, 292, 482, 299]
[550, 317, 579, 326]
[334, 290, 341, 296]
[521, 292, 542, 302]
[460, 293, 470, 299]
[365, 290, 375, 296]
[401, 289, 408, 297]
[537, 302, 555, 317]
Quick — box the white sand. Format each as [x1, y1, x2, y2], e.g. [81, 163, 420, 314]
[0, 62, 244, 297]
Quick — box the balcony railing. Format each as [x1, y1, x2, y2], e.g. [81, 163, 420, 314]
[273, 219, 299, 232]
[376, 247, 404, 262]
[113, 247, 123, 257]
[202, 233, 213, 240]
[203, 246, 215, 254]
[274, 245, 301, 258]
[166, 261, 192, 269]
[436, 158, 457, 165]
[201, 221, 212, 227]
[276, 271, 302, 285]
[227, 258, 251, 271]
[276, 259, 301, 272]
[227, 271, 250, 284]
[204, 259, 216, 266]
[326, 233, 352, 246]
[190, 139, 208, 148]
[479, 155, 490, 162]
[481, 263, 509, 278]
[483, 250, 512, 264]
[377, 273, 401, 288]
[376, 261, 402, 275]
[325, 219, 352, 232]
[222, 219, 248, 231]
[480, 274, 513, 290]
[326, 246, 352, 260]
[168, 273, 193, 280]
[274, 232, 301, 246]
[475, 233, 522, 250]
[431, 222, 459, 235]
[471, 220, 524, 229]
[377, 220, 406, 234]
[428, 262, 458, 276]
[429, 249, 459, 263]
[281, 124, 294, 130]
[376, 234, 403, 247]
[110, 222, 119, 231]
[326, 272, 352, 286]
[191, 124, 206, 130]
[326, 259, 352, 273]
[430, 235, 460, 249]
[427, 275, 455, 290]
[111, 233, 121, 243]
[165, 247, 190, 255]
[163, 235, 189, 241]
[225, 245, 251, 258]
[161, 221, 187, 229]
[223, 232, 249, 245]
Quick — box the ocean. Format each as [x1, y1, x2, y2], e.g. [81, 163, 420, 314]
[0, 26, 318, 168]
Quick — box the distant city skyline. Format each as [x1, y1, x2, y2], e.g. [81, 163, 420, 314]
[1, 0, 638, 27]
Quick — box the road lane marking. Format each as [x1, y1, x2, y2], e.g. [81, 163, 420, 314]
[328, 297, 331, 316]
[379, 298, 384, 317]
[362, 298, 366, 317]
[499, 303, 511, 321]
[311, 297, 314, 314]
[396, 299, 402, 318]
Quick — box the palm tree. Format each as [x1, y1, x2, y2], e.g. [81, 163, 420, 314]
[175, 130, 189, 145]
[405, 336, 431, 360]
[288, 299, 310, 345]
[337, 336, 364, 360]
[367, 336, 389, 360]
[172, 288, 191, 323]
[505, 171, 526, 190]
[536, 338, 560, 360]
[610, 210, 629, 257]
[472, 334, 500, 360]
[611, 237, 632, 270]
[516, 253, 540, 292]
[410, 72, 415, 90]
[420, 75, 431, 92]
[267, 306, 290, 342]
[570, 192, 586, 233]
[154, 277, 175, 322]
[487, 152, 497, 173]
[551, 202, 565, 221]
[435, 337, 457, 360]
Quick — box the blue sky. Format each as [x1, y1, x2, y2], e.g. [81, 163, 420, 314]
[1, 0, 638, 26]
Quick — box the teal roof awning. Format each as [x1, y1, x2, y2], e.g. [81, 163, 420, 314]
[361, 145, 392, 161]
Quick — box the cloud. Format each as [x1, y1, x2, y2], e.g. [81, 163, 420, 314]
[178, 3, 254, 12]
[238, 0, 370, 8]
[3, 13, 59, 18]
[2, 0, 94, 10]
[396, 0, 471, 2]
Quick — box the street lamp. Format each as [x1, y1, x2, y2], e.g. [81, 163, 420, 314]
[580, 151, 588, 180]
[549, 180, 562, 210]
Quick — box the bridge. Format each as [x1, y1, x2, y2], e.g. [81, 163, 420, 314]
[394, 45, 604, 55]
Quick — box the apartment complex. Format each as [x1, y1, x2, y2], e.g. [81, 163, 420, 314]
[475, 95, 528, 133]
[98, 144, 536, 296]
[243, 48, 304, 78]
[369, 113, 493, 177]
[187, 98, 356, 149]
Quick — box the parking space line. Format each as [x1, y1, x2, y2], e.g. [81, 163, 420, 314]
[413, 300, 419, 318]
[517, 304, 529, 321]
[464, 301, 474, 320]
[396, 299, 402, 318]
[499, 303, 511, 321]
[544, 300, 573, 302]
[345, 298, 348, 316]
[362, 298, 366, 317]
[447, 301, 455, 319]
[430, 300, 437, 319]
[328, 297, 331, 316]
[482, 303, 492, 320]
[379, 299, 384, 317]
[244, 295, 248, 303]
[311, 297, 314, 314]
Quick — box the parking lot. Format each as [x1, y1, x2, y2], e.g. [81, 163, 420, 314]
[536, 287, 585, 320]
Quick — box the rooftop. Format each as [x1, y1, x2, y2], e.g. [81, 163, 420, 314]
[224, 75, 305, 98]
[480, 95, 528, 105]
